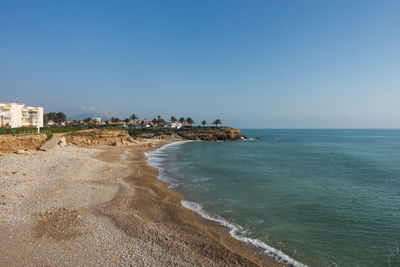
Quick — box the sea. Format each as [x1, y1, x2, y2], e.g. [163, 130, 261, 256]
[145, 129, 400, 266]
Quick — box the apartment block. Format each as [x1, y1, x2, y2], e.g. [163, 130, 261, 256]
[0, 102, 44, 128]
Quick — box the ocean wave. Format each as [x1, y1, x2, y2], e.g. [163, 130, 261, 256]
[181, 200, 307, 267]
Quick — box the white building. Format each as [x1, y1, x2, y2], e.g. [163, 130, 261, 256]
[0, 102, 44, 128]
[167, 122, 182, 129]
[93, 115, 101, 122]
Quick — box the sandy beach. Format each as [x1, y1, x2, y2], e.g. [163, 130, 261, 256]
[0, 139, 282, 266]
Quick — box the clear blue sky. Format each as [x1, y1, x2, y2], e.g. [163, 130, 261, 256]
[1, 0, 399, 128]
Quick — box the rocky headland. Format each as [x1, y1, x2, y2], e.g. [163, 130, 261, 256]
[129, 126, 243, 141]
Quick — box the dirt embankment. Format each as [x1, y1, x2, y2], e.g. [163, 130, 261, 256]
[0, 130, 138, 154]
[0, 134, 47, 154]
[65, 130, 142, 147]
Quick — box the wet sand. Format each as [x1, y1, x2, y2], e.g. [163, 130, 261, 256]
[0, 140, 283, 266]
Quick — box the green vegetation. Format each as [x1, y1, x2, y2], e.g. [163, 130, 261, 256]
[83, 117, 92, 124]
[179, 117, 185, 124]
[0, 125, 82, 135]
[213, 119, 222, 127]
[157, 115, 166, 124]
[170, 116, 177, 123]
[130, 114, 138, 121]
[186, 117, 194, 126]
[201, 120, 207, 127]
[44, 112, 66, 125]
[45, 126, 83, 133]
[0, 127, 38, 135]
[46, 133, 53, 140]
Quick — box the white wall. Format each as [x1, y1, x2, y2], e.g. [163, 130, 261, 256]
[0, 103, 44, 128]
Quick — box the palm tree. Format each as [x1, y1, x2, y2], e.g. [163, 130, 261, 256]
[213, 119, 222, 127]
[124, 118, 130, 124]
[186, 117, 194, 126]
[170, 116, 177, 123]
[179, 117, 185, 124]
[201, 120, 207, 127]
[130, 114, 138, 122]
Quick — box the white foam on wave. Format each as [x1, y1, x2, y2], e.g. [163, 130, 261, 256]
[145, 141, 191, 187]
[145, 141, 186, 166]
[181, 200, 308, 267]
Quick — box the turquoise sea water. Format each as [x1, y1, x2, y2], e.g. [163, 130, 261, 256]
[146, 129, 400, 266]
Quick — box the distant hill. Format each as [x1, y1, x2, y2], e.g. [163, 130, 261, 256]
[69, 113, 109, 121]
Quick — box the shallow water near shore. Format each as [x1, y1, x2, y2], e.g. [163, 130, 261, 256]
[146, 129, 400, 266]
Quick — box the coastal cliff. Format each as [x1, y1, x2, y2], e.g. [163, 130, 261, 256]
[129, 127, 243, 141]
[176, 127, 242, 141]
[65, 127, 243, 144]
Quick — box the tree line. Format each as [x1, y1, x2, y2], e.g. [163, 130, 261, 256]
[44, 112, 66, 124]
[45, 112, 223, 127]
[103, 114, 222, 127]
[121, 114, 222, 127]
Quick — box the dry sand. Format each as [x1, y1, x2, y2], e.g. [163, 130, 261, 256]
[0, 140, 282, 266]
